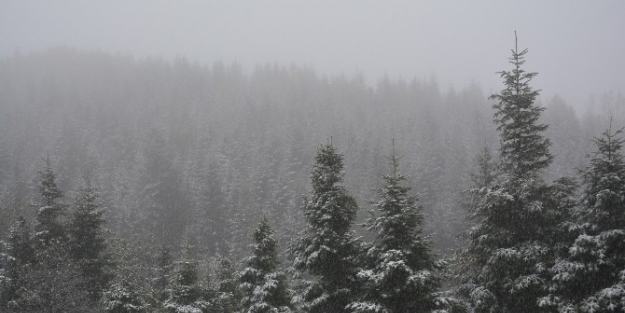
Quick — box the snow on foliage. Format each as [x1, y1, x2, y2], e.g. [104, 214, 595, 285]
[101, 280, 149, 313]
[290, 144, 360, 313]
[348, 150, 442, 313]
[546, 127, 625, 312]
[459, 34, 576, 313]
[240, 216, 292, 313]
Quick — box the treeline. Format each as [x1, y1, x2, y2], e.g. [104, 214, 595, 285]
[0, 48, 621, 256]
[0, 42, 624, 312]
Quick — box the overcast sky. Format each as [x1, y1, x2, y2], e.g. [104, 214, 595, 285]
[1, 1, 624, 110]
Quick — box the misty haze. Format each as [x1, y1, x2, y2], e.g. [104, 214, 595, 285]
[0, 1, 624, 313]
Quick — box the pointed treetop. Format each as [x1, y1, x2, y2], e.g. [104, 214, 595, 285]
[387, 138, 402, 178]
[490, 32, 552, 179]
[38, 156, 63, 206]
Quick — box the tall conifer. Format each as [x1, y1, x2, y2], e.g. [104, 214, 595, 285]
[69, 183, 112, 301]
[464, 33, 573, 313]
[548, 127, 625, 312]
[34, 157, 65, 248]
[291, 143, 360, 313]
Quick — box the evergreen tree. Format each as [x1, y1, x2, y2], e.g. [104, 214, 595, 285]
[69, 183, 112, 301]
[34, 157, 66, 248]
[290, 143, 360, 313]
[348, 150, 441, 313]
[14, 249, 93, 313]
[240, 216, 292, 313]
[198, 167, 229, 256]
[215, 256, 240, 313]
[200, 262, 218, 310]
[470, 146, 498, 190]
[163, 258, 213, 313]
[464, 34, 573, 313]
[452, 147, 500, 311]
[491, 39, 552, 180]
[0, 216, 35, 307]
[102, 278, 149, 313]
[138, 131, 192, 246]
[547, 127, 625, 312]
[154, 245, 174, 302]
[0, 242, 7, 307]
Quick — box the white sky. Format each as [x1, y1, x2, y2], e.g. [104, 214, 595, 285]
[1, 0, 624, 110]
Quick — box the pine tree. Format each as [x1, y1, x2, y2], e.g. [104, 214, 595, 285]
[69, 183, 112, 301]
[348, 150, 441, 313]
[290, 143, 360, 313]
[34, 157, 65, 248]
[240, 216, 292, 313]
[548, 127, 625, 312]
[464, 34, 573, 313]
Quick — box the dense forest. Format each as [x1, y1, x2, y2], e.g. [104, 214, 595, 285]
[0, 44, 624, 312]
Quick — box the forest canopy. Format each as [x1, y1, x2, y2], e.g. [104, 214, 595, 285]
[0, 46, 624, 312]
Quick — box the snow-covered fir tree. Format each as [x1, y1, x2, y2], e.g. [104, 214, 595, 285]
[69, 182, 113, 302]
[163, 257, 213, 313]
[101, 278, 149, 313]
[0, 216, 35, 307]
[154, 245, 174, 302]
[464, 34, 574, 313]
[239, 216, 292, 313]
[451, 146, 502, 312]
[215, 255, 240, 313]
[195, 166, 229, 257]
[290, 143, 361, 313]
[0, 242, 6, 306]
[348, 149, 442, 313]
[546, 126, 625, 312]
[34, 157, 66, 248]
[14, 249, 93, 312]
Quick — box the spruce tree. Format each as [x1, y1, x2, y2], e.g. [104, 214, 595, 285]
[464, 34, 573, 313]
[14, 253, 92, 313]
[547, 127, 625, 312]
[240, 216, 292, 313]
[215, 256, 240, 313]
[452, 146, 501, 310]
[0, 216, 35, 307]
[348, 150, 441, 313]
[154, 245, 174, 302]
[0, 242, 7, 307]
[69, 183, 112, 301]
[491, 37, 552, 180]
[34, 157, 65, 248]
[163, 258, 212, 313]
[101, 278, 149, 313]
[470, 146, 498, 190]
[290, 143, 360, 313]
